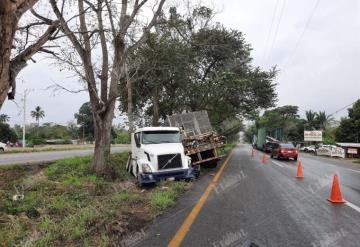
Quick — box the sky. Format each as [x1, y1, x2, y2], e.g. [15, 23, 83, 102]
[1, 0, 360, 126]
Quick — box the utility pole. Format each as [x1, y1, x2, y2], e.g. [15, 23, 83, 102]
[21, 89, 31, 148]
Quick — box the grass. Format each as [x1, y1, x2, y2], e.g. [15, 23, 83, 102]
[219, 143, 236, 157]
[0, 152, 191, 246]
[150, 181, 187, 213]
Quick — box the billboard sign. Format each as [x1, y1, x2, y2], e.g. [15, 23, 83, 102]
[348, 148, 358, 154]
[304, 131, 322, 142]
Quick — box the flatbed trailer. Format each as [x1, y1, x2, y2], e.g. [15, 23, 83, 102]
[166, 111, 226, 174]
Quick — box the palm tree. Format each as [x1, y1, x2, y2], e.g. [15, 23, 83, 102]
[316, 111, 334, 130]
[0, 114, 9, 123]
[31, 106, 45, 136]
[305, 110, 317, 130]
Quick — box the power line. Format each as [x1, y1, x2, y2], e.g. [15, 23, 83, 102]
[329, 100, 358, 117]
[281, 0, 321, 71]
[266, 0, 287, 63]
[261, 0, 280, 63]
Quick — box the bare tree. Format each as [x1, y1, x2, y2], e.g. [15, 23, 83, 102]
[49, 0, 166, 175]
[0, 0, 59, 109]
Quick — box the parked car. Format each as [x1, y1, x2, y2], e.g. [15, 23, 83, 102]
[264, 142, 278, 153]
[301, 145, 316, 153]
[0, 142, 7, 153]
[271, 143, 298, 161]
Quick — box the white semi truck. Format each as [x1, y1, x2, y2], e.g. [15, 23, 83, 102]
[126, 127, 194, 186]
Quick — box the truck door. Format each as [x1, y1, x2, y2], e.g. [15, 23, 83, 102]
[132, 131, 142, 175]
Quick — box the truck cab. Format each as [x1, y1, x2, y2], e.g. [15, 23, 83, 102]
[127, 127, 194, 186]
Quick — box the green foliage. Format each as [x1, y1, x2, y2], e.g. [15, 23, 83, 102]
[111, 191, 141, 203]
[0, 113, 10, 123]
[113, 128, 130, 144]
[0, 122, 18, 142]
[75, 102, 94, 139]
[108, 152, 131, 180]
[44, 156, 94, 182]
[257, 105, 304, 141]
[336, 99, 360, 142]
[119, 6, 277, 129]
[31, 106, 45, 123]
[150, 181, 186, 213]
[0, 152, 189, 246]
[244, 123, 257, 143]
[304, 110, 334, 131]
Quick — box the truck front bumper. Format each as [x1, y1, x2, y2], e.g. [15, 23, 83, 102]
[138, 168, 194, 185]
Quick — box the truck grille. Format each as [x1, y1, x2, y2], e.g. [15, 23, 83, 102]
[158, 153, 182, 170]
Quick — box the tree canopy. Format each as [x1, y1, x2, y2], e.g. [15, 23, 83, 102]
[119, 6, 277, 131]
[336, 100, 360, 142]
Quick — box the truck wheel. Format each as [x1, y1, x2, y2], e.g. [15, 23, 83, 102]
[0, 148, 4, 153]
[193, 165, 201, 179]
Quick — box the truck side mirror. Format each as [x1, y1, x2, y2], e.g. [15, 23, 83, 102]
[134, 133, 141, 148]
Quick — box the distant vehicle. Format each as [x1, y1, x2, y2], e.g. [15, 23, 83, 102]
[126, 127, 194, 186]
[271, 143, 298, 161]
[253, 127, 283, 151]
[0, 142, 7, 153]
[264, 142, 278, 153]
[301, 145, 316, 153]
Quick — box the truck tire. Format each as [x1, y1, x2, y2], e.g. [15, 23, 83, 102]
[0, 148, 4, 153]
[193, 165, 201, 179]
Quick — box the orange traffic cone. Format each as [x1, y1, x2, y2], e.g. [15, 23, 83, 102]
[327, 174, 345, 203]
[261, 154, 268, 164]
[296, 161, 304, 179]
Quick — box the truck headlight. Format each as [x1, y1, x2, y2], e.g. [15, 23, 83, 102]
[141, 163, 152, 173]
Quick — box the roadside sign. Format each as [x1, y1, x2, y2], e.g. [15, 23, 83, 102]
[304, 131, 322, 142]
[316, 145, 345, 158]
[348, 148, 358, 154]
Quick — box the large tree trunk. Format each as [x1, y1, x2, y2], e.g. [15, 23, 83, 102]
[125, 64, 134, 133]
[0, 11, 17, 109]
[91, 104, 115, 175]
[152, 86, 160, 126]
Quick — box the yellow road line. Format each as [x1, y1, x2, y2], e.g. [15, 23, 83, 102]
[168, 147, 236, 247]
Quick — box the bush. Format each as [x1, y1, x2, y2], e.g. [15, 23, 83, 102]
[113, 129, 130, 144]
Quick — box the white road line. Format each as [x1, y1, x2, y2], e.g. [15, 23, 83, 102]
[271, 160, 284, 168]
[345, 201, 360, 214]
[346, 168, 360, 173]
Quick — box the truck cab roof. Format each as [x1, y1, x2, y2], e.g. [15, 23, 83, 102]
[135, 127, 180, 133]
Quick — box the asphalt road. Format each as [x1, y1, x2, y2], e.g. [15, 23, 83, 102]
[135, 144, 360, 247]
[0, 145, 130, 166]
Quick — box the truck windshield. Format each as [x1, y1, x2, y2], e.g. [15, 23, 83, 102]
[142, 131, 180, 144]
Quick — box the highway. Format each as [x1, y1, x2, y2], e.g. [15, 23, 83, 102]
[0, 145, 130, 166]
[136, 144, 360, 247]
